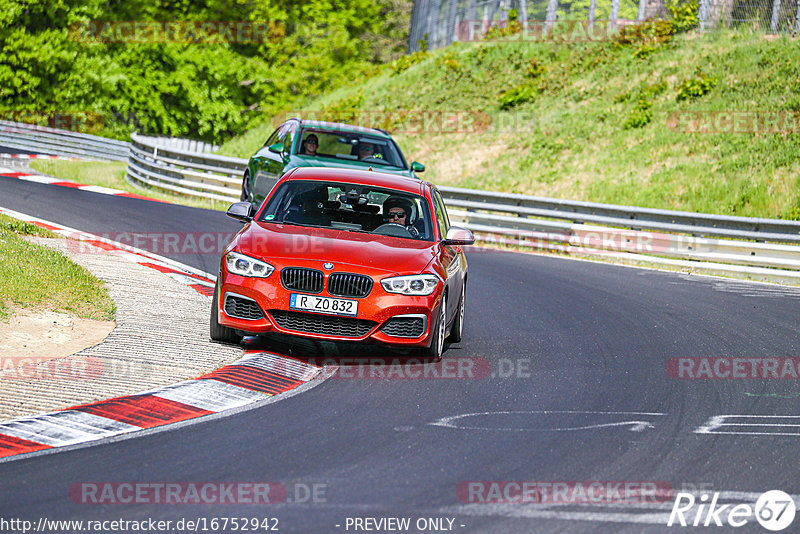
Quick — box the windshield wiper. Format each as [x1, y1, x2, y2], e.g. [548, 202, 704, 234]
[266, 220, 329, 229]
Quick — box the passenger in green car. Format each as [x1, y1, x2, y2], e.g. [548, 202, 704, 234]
[358, 142, 374, 160]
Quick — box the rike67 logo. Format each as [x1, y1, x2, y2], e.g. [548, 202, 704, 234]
[668, 490, 796, 531]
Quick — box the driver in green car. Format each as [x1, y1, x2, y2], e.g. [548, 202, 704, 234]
[302, 134, 318, 156]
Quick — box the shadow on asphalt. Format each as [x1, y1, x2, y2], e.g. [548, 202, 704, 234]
[240, 332, 445, 367]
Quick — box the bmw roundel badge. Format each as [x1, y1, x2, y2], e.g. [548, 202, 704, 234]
[323, 262, 334, 270]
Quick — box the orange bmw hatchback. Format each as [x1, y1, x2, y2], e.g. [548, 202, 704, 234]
[211, 167, 473, 359]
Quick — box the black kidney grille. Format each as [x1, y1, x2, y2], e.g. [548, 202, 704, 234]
[327, 273, 373, 298]
[269, 310, 376, 338]
[224, 295, 264, 320]
[281, 268, 323, 293]
[381, 317, 425, 338]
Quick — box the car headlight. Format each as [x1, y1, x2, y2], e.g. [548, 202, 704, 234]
[381, 274, 439, 296]
[226, 252, 274, 278]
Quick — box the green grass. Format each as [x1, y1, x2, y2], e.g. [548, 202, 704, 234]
[28, 160, 232, 211]
[220, 28, 800, 220]
[0, 214, 116, 322]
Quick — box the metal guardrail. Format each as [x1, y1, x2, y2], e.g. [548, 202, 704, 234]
[0, 121, 219, 162]
[0, 120, 129, 161]
[2, 120, 797, 280]
[441, 185, 800, 280]
[438, 186, 800, 243]
[133, 134, 219, 154]
[119, 135, 800, 279]
[126, 132, 246, 202]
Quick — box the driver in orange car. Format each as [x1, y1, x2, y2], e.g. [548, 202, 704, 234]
[383, 197, 420, 238]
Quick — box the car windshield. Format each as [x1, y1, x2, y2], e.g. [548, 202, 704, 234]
[257, 180, 434, 241]
[296, 129, 407, 169]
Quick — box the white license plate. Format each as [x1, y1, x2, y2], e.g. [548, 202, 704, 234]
[289, 294, 358, 316]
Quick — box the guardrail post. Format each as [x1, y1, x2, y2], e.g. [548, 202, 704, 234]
[425, 0, 437, 49]
[610, 0, 620, 29]
[637, 0, 648, 21]
[697, 0, 710, 30]
[770, 0, 782, 32]
[545, 0, 559, 30]
[446, 0, 458, 46]
[795, 0, 800, 34]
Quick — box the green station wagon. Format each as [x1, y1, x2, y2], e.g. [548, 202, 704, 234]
[241, 118, 425, 207]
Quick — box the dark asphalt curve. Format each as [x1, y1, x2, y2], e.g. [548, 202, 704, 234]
[2, 176, 800, 533]
[0, 145, 38, 155]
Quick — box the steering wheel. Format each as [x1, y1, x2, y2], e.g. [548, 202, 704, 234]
[373, 223, 414, 237]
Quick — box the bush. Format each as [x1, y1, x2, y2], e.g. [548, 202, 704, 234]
[498, 83, 538, 110]
[641, 81, 667, 99]
[676, 71, 718, 101]
[0, 0, 412, 143]
[613, 19, 674, 45]
[391, 50, 429, 75]
[484, 9, 523, 40]
[436, 51, 461, 73]
[526, 58, 546, 78]
[783, 204, 800, 220]
[633, 43, 658, 59]
[624, 98, 653, 128]
[667, 0, 699, 33]
[319, 93, 364, 124]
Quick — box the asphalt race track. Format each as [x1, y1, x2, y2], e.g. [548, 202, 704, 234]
[2, 176, 800, 533]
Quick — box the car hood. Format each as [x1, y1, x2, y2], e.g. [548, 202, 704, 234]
[234, 222, 437, 274]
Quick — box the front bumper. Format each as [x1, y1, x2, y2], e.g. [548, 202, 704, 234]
[217, 271, 441, 348]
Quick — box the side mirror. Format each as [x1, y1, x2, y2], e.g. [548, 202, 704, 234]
[268, 142, 285, 155]
[441, 226, 475, 246]
[226, 201, 254, 223]
[411, 161, 425, 172]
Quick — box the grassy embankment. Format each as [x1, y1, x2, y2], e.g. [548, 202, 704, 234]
[33, 28, 800, 221]
[0, 214, 116, 321]
[222, 28, 800, 221]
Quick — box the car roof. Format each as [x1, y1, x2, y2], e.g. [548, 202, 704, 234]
[292, 119, 391, 139]
[283, 167, 429, 195]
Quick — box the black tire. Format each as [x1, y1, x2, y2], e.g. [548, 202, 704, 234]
[210, 283, 242, 344]
[419, 295, 446, 361]
[446, 284, 465, 343]
[240, 171, 251, 202]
